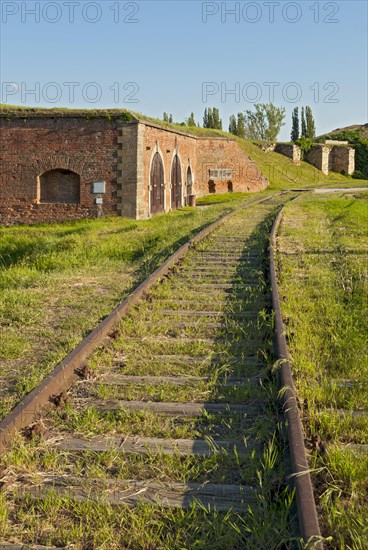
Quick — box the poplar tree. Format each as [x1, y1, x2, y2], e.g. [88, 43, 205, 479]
[187, 112, 196, 126]
[301, 107, 307, 137]
[207, 108, 214, 128]
[237, 112, 246, 138]
[229, 115, 237, 135]
[305, 106, 316, 140]
[212, 108, 222, 130]
[204, 107, 222, 129]
[291, 107, 299, 142]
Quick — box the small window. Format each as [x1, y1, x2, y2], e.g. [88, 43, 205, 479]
[208, 180, 216, 194]
[39, 169, 80, 204]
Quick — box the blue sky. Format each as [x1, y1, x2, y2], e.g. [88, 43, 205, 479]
[1, 0, 367, 140]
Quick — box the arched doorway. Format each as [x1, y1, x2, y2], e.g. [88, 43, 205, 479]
[39, 169, 80, 203]
[186, 166, 193, 203]
[150, 152, 165, 215]
[171, 154, 182, 210]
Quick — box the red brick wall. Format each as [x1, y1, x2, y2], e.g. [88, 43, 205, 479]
[142, 123, 268, 217]
[0, 115, 268, 225]
[197, 138, 268, 195]
[0, 200, 92, 226]
[143, 125, 198, 216]
[0, 116, 119, 225]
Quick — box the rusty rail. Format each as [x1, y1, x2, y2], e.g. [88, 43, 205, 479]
[0, 191, 322, 546]
[270, 206, 322, 549]
[0, 194, 276, 453]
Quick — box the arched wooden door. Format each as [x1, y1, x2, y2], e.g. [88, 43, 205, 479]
[186, 166, 193, 201]
[150, 152, 165, 215]
[171, 155, 182, 210]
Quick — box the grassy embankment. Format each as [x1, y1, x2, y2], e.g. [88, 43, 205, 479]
[277, 191, 368, 549]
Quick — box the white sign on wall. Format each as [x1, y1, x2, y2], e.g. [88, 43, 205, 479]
[209, 169, 232, 179]
[92, 181, 106, 194]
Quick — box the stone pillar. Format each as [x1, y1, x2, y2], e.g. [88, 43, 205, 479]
[348, 147, 356, 175]
[135, 123, 147, 219]
[116, 122, 140, 219]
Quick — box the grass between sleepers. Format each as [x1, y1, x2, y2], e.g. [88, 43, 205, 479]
[0, 192, 272, 421]
[0, 195, 300, 549]
[277, 191, 368, 549]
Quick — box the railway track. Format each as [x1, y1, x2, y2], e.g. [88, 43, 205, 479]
[0, 193, 321, 549]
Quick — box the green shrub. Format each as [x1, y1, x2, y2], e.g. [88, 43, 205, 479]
[295, 137, 314, 159]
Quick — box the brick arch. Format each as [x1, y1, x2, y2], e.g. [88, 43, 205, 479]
[32, 154, 85, 177]
[38, 168, 81, 204]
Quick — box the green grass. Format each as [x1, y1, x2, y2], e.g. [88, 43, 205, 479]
[0, 435, 295, 549]
[0, 194, 268, 420]
[236, 139, 358, 190]
[0, 104, 236, 139]
[0, 484, 295, 550]
[196, 191, 268, 205]
[277, 191, 368, 549]
[86, 378, 267, 403]
[0, 195, 300, 549]
[1, 434, 261, 485]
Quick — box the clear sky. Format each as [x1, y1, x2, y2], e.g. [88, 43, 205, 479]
[1, 0, 367, 140]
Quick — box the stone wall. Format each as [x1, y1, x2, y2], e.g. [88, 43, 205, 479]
[303, 143, 355, 176]
[305, 145, 330, 175]
[242, 138, 355, 177]
[329, 146, 355, 175]
[326, 139, 349, 145]
[274, 143, 301, 163]
[254, 142, 276, 153]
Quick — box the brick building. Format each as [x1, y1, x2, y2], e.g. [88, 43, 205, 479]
[0, 109, 268, 225]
